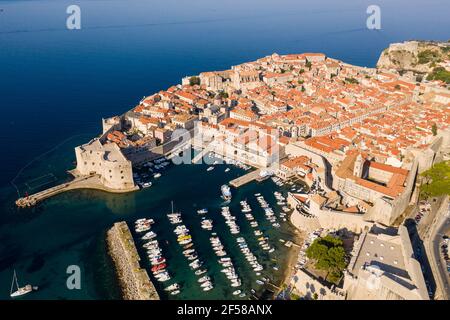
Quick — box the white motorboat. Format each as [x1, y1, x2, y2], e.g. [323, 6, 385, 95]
[164, 283, 179, 291]
[142, 231, 157, 240]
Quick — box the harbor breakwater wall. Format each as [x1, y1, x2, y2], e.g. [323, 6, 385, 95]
[107, 221, 159, 300]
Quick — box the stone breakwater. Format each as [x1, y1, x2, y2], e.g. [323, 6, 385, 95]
[107, 221, 159, 300]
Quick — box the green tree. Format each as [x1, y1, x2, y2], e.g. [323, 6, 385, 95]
[189, 76, 200, 86]
[216, 91, 229, 99]
[432, 123, 438, 136]
[306, 235, 347, 285]
[427, 67, 450, 84]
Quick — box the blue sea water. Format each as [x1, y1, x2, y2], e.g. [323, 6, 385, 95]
[0, 0, 449, 299]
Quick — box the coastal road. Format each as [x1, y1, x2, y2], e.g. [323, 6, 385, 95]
[424, 197, 450, 300]
[429, 203, 450, 299]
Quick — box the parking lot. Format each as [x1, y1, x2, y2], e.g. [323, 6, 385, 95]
[414, 200, 432, 225]
[441, 237, 450, 274]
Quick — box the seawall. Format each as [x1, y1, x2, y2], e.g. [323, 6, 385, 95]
[106, 221, 159, 300]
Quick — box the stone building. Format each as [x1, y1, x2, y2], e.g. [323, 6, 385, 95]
[75, 139, 135, 191]
[344, 225, 429, 300]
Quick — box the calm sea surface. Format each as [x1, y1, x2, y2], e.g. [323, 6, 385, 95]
[0, 0, 449, 299]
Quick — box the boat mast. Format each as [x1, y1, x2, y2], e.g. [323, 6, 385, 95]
[10, 270, 19, 295]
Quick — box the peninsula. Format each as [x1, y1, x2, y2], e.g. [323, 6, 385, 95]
[15, 41, 448, 301]
[16, 41, 450, 216]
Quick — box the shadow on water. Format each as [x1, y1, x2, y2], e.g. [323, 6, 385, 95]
[26, 254, 46, 273]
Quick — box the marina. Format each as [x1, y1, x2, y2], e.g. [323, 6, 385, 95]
[5, 149, 304, 300]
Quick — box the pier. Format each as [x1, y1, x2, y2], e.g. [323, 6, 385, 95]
[107, 221, 159, 300]
[229, 169, 262, 188]
[15, 174, 138, 208]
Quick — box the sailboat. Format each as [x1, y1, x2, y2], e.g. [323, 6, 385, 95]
[10, 270, 37, 298]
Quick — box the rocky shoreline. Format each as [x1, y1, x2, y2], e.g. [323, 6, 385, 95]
[107, 221, 160, 300]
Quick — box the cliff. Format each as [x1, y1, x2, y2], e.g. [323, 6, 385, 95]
[377, 40, 450, 82]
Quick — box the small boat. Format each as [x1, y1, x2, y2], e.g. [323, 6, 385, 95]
[256, 280, 264, 285]
[195, 269, 207, 276]
[142, 231, 157, 240]
[141, 182, 152, 188]
[198, 276, 210, 283]
[153, 173, 162, 178]
[164, 283, 179, 291]
[10, 270, 36, 298]
[232, 290, 241, 296]
[197, 208, 208, 215]
[171, 290, 180, 295]
[207, 166, 214, 172]
[225, 168, 230, 172]
[151, 264, 166, 272]
[201, 280, 212, 288]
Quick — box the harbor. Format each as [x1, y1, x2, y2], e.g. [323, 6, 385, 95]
[103, 152, 307, 300]
[3, 147, 306, 300]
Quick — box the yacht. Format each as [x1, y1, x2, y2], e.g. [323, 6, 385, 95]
[221, 185, 232, 201]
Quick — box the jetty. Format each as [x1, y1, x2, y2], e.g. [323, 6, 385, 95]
[107, 221, 159, 300]
[229, 169, 262, 188]
[15, 173, 139, 208]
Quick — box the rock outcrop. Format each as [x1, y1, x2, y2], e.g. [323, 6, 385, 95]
[377, 40, 450, 82]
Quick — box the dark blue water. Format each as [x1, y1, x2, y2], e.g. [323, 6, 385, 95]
[0, 0, 449, 299]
